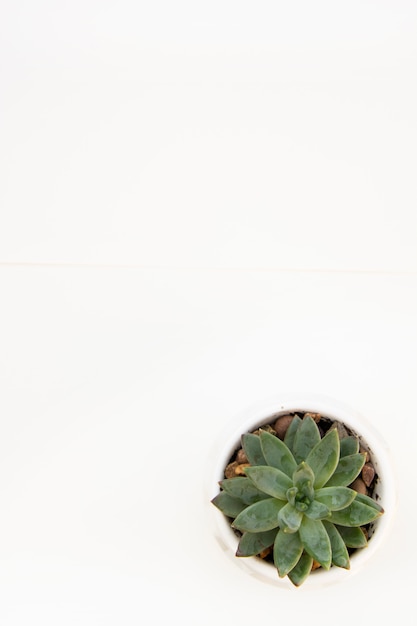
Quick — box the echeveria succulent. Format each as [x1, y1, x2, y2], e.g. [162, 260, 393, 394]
[211, 415, 384, 587]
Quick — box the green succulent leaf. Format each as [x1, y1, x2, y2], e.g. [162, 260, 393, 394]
[292, 462, 315, 500]
[304, 500, 330, 520]
[236, 529, 278, 556]
[305, 429, 340, 489]
[325, 453, 366, 487]
[283, 415, 302, 453]
[299, 517, 332, 569]
[286, 486, 298, 507]
[328, 499, 382, 527]
[292, 416, 321, 463]
[295, 501, 309, 512]
[340, 436, 360, 457]
[288, 552, 313, 587]
[211, 492, 247, 518]
[354, 492, 384, 513]
[336, 525, 368, 548]
[244, 466, 292, 500]
[323, 521, 350, 569]
[273, 530, 303, 577]
[278, 502, 303, 533]
[220, 477, 269, 505]
[314, 487, 357, 511]
[259, 431, 297, 477]
[232, 497, 285, 532]
[241, 433, 267, 466]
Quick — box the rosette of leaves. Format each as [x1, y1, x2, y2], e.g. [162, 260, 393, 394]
[211, 415, 384, 587]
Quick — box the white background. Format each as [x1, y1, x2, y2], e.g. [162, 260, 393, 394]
[0, 2, 416, 624]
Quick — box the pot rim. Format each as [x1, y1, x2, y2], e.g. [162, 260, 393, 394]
[206, 392, 398, 589]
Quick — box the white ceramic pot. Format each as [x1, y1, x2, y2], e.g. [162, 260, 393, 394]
[207, 393, 397, 589]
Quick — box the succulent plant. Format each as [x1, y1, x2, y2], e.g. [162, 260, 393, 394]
[211, 415, 384, 587]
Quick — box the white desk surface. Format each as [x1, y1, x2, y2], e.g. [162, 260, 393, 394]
[1, 2, 416, 624]
[0, 267, 415, 624]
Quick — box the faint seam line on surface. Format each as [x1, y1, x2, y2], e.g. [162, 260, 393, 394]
[0, 262, 416, 276]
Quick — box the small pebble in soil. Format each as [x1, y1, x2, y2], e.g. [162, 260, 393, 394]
[273, 414, 295, 439]
[225, 461, 240, 478]
[362, 463, 375, 487]
[350, 477, 367, 495]
[225, 461, 251, 478]
[360, 447, 371, 463]
[236, 448, 248, 464]
[254, 425, 275, 436]
[304, 413, 322, 423]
